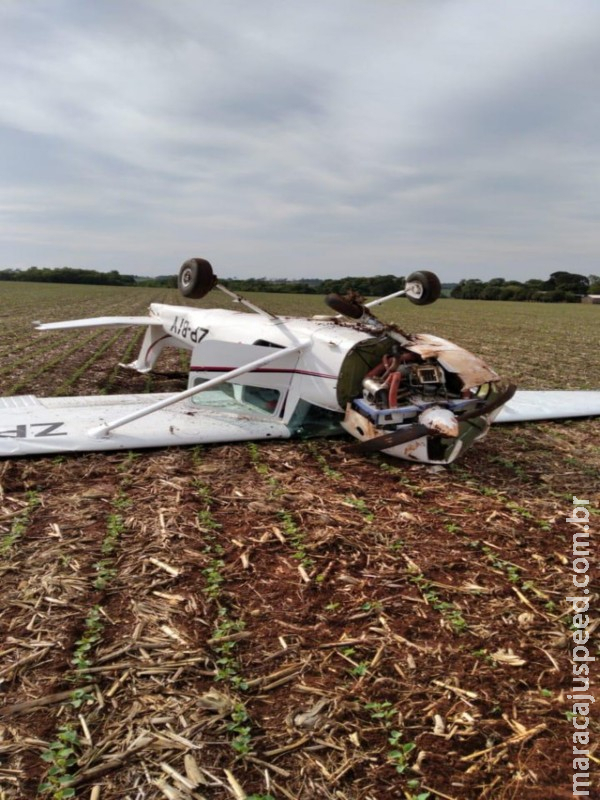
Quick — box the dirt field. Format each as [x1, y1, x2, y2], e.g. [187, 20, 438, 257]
[1, 283, 598, 800]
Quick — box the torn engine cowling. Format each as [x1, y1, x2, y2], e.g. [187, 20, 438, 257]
[340, 334, 511, 465]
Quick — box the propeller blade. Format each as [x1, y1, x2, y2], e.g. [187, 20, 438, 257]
[348, 384, 517, 455]
[348, 423, 429, 454]
[459, 383, 517, 421]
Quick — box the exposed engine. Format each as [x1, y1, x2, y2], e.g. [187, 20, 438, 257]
[340, 335, 509, 464]
[361, 350, 449, 411]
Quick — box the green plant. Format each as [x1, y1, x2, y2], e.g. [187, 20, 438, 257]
[306, 442, 342, 479]
[247, 795, 276, 800]
[350, 661, 369, 678]
[364, 698, 418, 777]
[278, 509, 314, 569]
[506, 501, 533, 520]
[69, 687, 94, 709]
[39, 725, 80, 798]
[410, 574, 468, 633]
[248, 442, 269, 475]
[481, 545, 522, 584]
[208, 608, 253, 755]
[387, 730, 415, 774]
[203, 558, 226, 599]
[195, 480, 223, 534]
[198, 507, 222, 532]
[490, 455, 526, 478]
[362, 600, 382, 612]
[408, 791, 431, 800]
[479, 486, 500, 497]
[116, 450, 140, 470]
[406, 782, 431, 800]
[378, 461, 407, 477]
[102, 513, 124, 554]
[472, 648, 493, 664]
[212, 611, 248, 691]
[227, 702, 253, 756]
[444, 522, 462, 534]
[93, 562, 117, 590]
[71, 605, 104, 678]
[345, 495, 374, 522]
[1, 490, 39, 554]
[443, 606, 468, 632]
[92, 494, 128, 589]
[194, 486, 250, 697]
[365, 700, 395, 724]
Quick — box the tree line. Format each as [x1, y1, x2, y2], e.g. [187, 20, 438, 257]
[0, 266, 139, 286]
[0, 268, 408, 295]
[221, 275, 407, 295]
[450, 272, 600, 302]
[1, 266, 599, 301]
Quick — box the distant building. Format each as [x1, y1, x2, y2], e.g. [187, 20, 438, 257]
[582, 295, 600, 304]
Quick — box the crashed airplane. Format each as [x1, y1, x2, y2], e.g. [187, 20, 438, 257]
[1, 258, 599, 464]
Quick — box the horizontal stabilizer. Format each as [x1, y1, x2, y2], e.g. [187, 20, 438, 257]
[493, 390, 600, 424]
[36, 316, 156, 330]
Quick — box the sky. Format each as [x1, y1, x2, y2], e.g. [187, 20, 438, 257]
[0, 0, 599, 282]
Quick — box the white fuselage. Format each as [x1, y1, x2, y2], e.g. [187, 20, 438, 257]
[142, 303, 376, 420]
[0, 299, 511, 463]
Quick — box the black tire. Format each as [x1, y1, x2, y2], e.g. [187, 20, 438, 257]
[324, 293, 364, 319]
[178, 258, 216, 299]
[405, 270, 441, 305]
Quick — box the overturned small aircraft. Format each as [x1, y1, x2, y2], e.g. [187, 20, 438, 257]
[1, 258, 599, 464]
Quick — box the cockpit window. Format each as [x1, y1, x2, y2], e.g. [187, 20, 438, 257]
[191, 378, 280, 416]
[190, 379, 235, 407]
[240, 385, 281, 414]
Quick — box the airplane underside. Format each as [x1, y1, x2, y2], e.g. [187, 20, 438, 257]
[0, 390, 497, 464]
[0, 393, 291, 456]
[4, 386, 599, 463]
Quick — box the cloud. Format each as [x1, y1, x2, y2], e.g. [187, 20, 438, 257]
[0, 0, 599, 280]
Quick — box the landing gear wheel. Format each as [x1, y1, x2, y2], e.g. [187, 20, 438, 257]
[324, 293, 365, 319]
[405, 270, 442, 306]
[178, 258, 217, 299]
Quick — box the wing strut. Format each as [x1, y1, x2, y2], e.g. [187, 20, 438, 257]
[88, 340, 310, 438]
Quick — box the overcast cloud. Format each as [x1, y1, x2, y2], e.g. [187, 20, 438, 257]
[0, 0, 599, 281]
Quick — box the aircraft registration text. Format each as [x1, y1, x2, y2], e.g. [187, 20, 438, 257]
[169, 316, 208, 344]
[0, 422, 67, 438]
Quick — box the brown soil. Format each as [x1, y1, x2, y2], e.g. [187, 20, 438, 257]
[1, 292, 599, 800]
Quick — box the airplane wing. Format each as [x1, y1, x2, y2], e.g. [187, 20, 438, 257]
[36, 316, 156, 330]
[0, 394, 290, 456]
[0, 339, 308, 457]
[493, 390, 600, 424]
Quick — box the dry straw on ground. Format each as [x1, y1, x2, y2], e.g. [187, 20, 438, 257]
[1, 285, 599, 799]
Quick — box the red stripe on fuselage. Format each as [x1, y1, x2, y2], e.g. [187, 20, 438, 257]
[189, 366, 336, 379]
